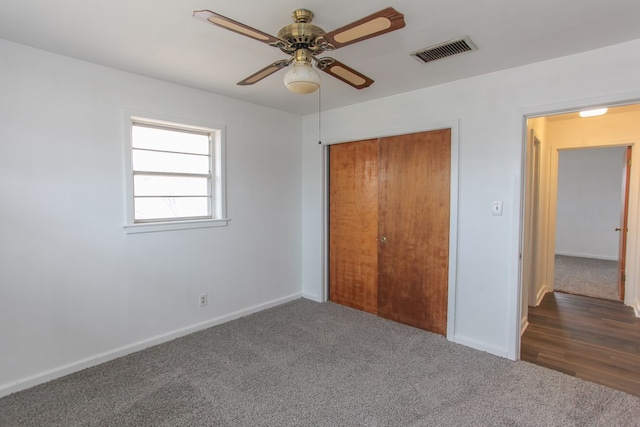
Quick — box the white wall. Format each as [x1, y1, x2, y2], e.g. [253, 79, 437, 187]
[302, 38, 640, 359]
[0, 39, 302, 395]
[556, 147, 625, 260]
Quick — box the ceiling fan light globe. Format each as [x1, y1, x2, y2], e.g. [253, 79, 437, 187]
[286, 81, 319, 94]
[283, 63, 320, 94]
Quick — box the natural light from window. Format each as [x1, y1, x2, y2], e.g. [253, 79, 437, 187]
[131, 122, 214, 222]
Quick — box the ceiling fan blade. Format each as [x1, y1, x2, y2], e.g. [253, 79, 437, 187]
[237, 60, 290, 86]
[322, 7, 405, 49]
[317, 58, 373, 90]
[193, 10, 285, 46]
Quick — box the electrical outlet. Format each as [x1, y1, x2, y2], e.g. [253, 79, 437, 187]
[199, 293, 208, 307]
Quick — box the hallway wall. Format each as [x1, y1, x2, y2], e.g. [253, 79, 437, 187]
[556, 146, 626, 260]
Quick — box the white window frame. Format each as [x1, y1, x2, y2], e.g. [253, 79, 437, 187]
[123, 112, 228, 234]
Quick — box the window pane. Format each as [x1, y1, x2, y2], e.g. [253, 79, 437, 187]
[132, 149, 209, 174]
[134, 175, 209, 196]
[134, 197, 210, 221]
[132, 125, 210, 155]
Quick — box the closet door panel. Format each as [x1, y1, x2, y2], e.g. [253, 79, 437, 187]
[329, 140, 379, 313]
[377, 129, 451, 334]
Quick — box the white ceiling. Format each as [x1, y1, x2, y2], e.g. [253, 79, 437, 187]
[2, 0, 640, 115]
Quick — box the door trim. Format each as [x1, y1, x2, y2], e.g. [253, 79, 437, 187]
[321, 120, 459, 340]
[618, 146, 632, 300]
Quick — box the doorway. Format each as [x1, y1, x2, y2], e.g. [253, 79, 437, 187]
[553, 146, 628, 301]
[521, 103, 640, 319]
[519, 103, 640, 393]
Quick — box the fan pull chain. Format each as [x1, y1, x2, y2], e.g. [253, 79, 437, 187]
[318, 85, 322, 145]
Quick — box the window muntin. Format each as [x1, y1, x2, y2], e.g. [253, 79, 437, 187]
[130, 120, 219, 223]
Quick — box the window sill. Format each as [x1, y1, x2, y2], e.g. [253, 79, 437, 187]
[124, 218, 229, 234]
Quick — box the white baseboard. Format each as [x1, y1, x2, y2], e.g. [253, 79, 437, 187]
[554, 251, 617, 261]
[521, 317, 529, 336]
[0, 292, 302, 398]
[451, 334, 509, 359]
[302, 291, 323, 302]
[534, 287, 546, 306]
[633, 299, 640, 317]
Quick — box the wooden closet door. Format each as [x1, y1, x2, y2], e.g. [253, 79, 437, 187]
[329, 140, 379, 314]
[377, 129, 451, 335]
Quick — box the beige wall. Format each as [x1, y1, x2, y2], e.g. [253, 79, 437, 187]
[522, 117, 549, 331]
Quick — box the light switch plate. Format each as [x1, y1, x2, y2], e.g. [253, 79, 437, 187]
[492, 201, 503, 216]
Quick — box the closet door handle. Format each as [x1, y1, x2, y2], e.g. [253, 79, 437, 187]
[380, 236, 388, 244]
[615, 228, 621, 231]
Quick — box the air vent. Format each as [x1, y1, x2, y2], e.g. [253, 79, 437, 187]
[411, 36, 477, 64]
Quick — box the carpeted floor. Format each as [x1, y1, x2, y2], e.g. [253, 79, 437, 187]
[554, 255, 619, 301]
[1, 299, 639, 426]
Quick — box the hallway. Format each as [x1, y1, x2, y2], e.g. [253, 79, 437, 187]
[521, 292, 640, 396]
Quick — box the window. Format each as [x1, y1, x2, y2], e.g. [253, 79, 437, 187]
[125, 116, 226, 233]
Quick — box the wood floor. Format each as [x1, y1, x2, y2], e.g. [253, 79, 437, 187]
[521, 292, 640, 397]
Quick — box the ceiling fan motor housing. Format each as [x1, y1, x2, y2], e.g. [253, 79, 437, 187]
[291, 9, 314, 23]
[277, 9, 329, 55]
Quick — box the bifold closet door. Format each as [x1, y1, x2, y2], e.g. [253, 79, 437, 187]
[329, 139, 379, 314]
[377, 129, 451, 335]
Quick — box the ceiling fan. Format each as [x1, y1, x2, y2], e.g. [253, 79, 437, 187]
[193, 7, 405, 94]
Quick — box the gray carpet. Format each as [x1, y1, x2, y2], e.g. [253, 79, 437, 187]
[554, 255, 619, 301]
[1, 299, 639, 426]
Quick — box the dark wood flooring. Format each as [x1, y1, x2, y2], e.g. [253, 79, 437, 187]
[521, 292, 640, 397]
